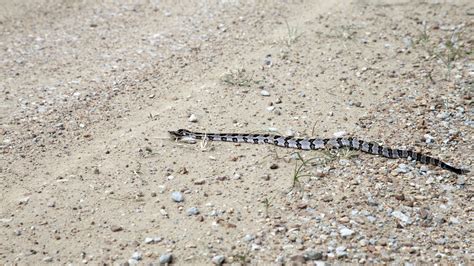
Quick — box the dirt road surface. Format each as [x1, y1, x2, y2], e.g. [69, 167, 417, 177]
[1, 0, 472, 264]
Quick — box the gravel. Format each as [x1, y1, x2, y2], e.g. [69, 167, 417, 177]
[159, 253, 173, 264]
[304, 249, 323, 260]
[42, 256, 53, 262]
[144, 236, 162, 244]
[186, 207, 200, 216]
[243, 234, 255, 242]
[339, 227, 354, 238]
[188, 114, 198, 122]
[128, 259, 139, 265]
[1, 1, 471, 265]
[211, 255, 225, 265]
[131, 251, 142, 261]
[333, 131, 347, 138]
[110, 225, 123, 232]
[391, 210, 412, 225]
[396, 164, 410, 173]
[335, 246, 348, 258]
[171, 192, 184, 202]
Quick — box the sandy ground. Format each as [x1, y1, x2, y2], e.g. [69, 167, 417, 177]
[1, 0, 473, 264]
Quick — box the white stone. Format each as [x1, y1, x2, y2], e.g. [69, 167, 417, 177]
[212, 255, 225, 265]
[171, 192, 183, 202]
[340, 227, 354, 237]
[188, 114, 198, 122]
[391, 210, 412, 225]
[333, 131, 347, 138]
[131, 251, 142, 261]
[159, 253, 172, 264]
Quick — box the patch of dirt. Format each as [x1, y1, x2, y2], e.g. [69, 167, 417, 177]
[1, 0, 472, 264]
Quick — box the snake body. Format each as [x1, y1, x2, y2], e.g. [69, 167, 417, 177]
[169, 129, 469, 175]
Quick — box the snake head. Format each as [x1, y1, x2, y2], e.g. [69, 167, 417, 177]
[169, 129, 193, 140]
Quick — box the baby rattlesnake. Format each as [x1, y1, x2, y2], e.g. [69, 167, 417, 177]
[169, 129, 469, 175]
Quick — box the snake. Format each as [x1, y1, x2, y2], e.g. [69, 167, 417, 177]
[169, 129, 469, 175]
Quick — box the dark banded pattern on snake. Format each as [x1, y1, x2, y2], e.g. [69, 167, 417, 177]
[169, 129, 469, 175]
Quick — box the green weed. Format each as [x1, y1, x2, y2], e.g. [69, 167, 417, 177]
[221, 68, 259, 87]
[283, 21, 303, 46]
[262, 197, 272, 218]
[290, 152, 319, 190]
[416, 24, 469, 80]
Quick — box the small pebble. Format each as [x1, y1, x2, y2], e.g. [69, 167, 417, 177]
[290, 255, 306, 263]
[19, 197, 30, 205]
[402, 36, 413, 48]
[159, 253, 173, 264]
[243, 234, 255, 242]
[423, 134, 435, 144]
[110, 225, 123, 232]
[128, 259, 139, 265]
[260, 90, 270, 96]
[335, 246, 347, 258]
[160, 209, 168, 217]
[188, 114, 198, 122]
[42, 256, 53, 262]
[144, 236, 162, 244]
[436, 112, 449, 120]
[304, 249, 323, 260]
[212, 255, 225, 265]
[340, 227, 354, 238]
[419, 165, 429, 172]
[264, 54, 272, 66]
[333, 131, 346, 138]
[391, 210, 412, 225]
[269, 163, 279, 169]
[194, 179, 206, 185]
[131, 251, 142, 261]
[171, 191, 184, 202]
[449, 216, 460, 224]
[396, 164, 410, 173]
[187, 207, 200, 216]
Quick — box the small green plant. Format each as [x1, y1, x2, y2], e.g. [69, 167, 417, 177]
[290, 152, 319, 190]
[435, 31, 465, 79]
[320, 147, 358, 166]
[416, 23, 431, 49]
[220, 68, 258, 87]
[320, 149, 338, 165]
[286, 149, 358, 189]
[339, 147, 358, 159]
[235, 251, 250, 265]
[262, 197, 271, 217]
[416, 25, 469, 80]
[284, 21, 302, 46]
